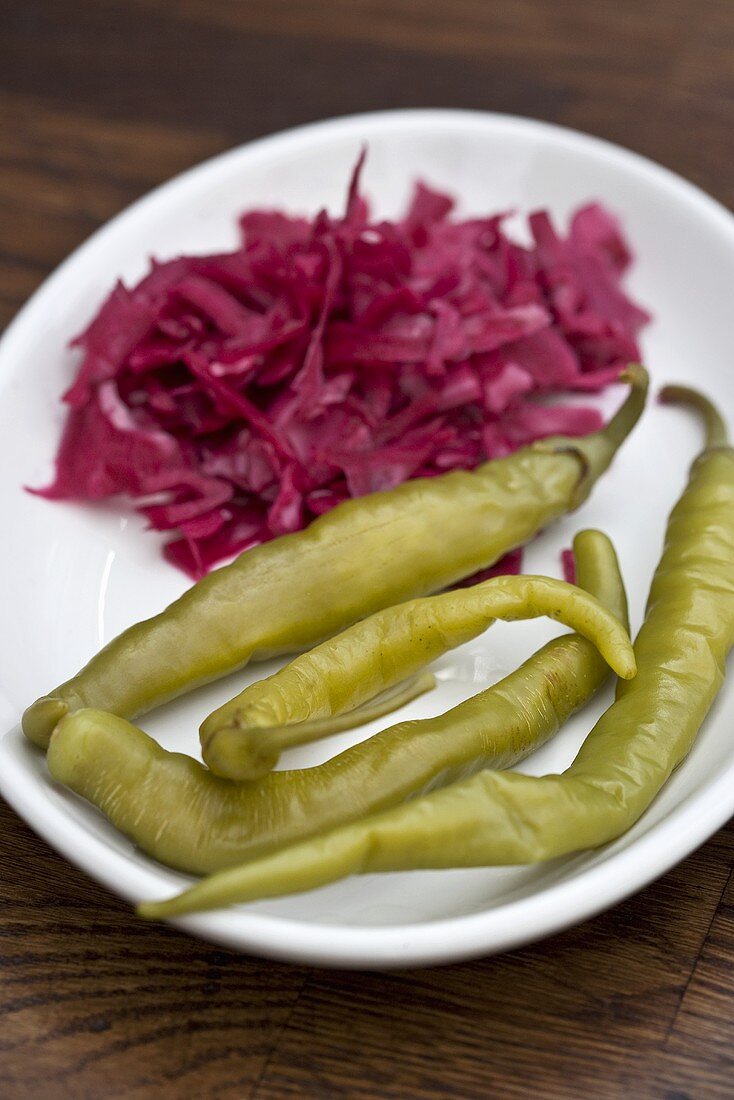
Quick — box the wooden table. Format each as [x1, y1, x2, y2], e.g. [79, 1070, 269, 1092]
[1, 2, 732, 1096]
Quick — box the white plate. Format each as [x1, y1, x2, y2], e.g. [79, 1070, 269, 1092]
[1, 109, 732, 969]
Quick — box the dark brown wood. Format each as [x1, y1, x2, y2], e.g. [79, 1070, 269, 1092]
[1, 2, 732, 1096]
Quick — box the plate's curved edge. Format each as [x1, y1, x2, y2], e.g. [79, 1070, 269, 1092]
[2, 724, 734, 969]
[2, 108, 734, 967]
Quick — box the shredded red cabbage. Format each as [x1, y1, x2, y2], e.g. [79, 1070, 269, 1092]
[36, 157, 649, 578]
[561, 548, 577, 586]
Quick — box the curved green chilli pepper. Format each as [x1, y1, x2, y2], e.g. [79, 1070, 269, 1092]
[200, 566, 635, 780]
[25, 366, 648, 749]
[48, 532, 630, 874]
[199, 670, 439, 780]
[136, 386, 734, 918]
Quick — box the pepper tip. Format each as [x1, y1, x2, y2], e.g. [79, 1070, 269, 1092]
[136, 900, 162, 921]
[22, 696, 69, 749]
[619, 656, 637, 681]
[202, 726, 280, 781]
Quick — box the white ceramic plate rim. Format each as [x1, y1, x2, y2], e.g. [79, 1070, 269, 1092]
[1, 108, 733, 968]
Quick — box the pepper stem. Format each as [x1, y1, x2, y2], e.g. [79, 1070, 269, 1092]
[659, 385, 729, 449]
[205, 671, 437, 781]
[599, 363, 650, 450]
[533, 362, 649, 508]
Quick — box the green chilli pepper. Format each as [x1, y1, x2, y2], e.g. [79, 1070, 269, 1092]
[48, 531, 629, 875]
[201, 671, 439, 780]
[136, 386, 734, 918]
[25, 366, 647, 750]
[201, 565, 635, 780]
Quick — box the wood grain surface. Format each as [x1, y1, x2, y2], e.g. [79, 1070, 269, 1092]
[1, 2, 733, 1096]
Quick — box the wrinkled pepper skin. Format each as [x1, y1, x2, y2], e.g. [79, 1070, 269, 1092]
[49, 530, 628, 875]
[25, 367, 647, 749]
[201, 569, 635, 780]
[136, 387, 734, 918]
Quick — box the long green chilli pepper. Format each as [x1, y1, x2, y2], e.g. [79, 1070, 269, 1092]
[200, 566, 635, 780]
[136, 385, 734, 919]
[25, 366, 648, 749]
[48, 530, 628, 875]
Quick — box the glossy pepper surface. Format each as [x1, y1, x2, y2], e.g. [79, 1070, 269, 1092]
[200, 567, 635, 780]
[48, 530, 628, 874]
[137, 386, 734, 917]
[25, 366, 647, 749]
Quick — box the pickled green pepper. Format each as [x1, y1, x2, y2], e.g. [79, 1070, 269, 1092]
[49, 531, 629, 874]
[26, 366, 647, 749]
[136, 386, 734, 918]
[201, 568, 635, 780]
